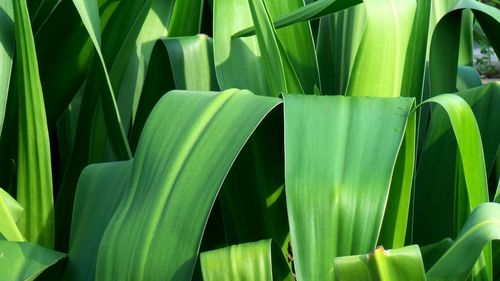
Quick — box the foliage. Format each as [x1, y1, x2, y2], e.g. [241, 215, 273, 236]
[0, 0, 499, 280]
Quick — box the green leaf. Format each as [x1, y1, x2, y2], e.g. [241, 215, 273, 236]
[13, 0, 54, 249]
[63, 161, 132, 281]
[247, 0, 303, 95]
[429, 0, 500, 95]
[316, 4, 365, 95]
[379, 111, 416, 249]
[55, 0, 176, 250]
[214, 0, 318, 95]
[283, 94, 413, 281]
[0, 240, 66, 281]
[93, 90, 280, 280]
[0, 0, 14, 135]
[346, 0, 416, 98]
[414, 88, 497, 245]
[427, 203, 500, 281]
[334, 245, 426, 281]
[167, 0, 203, 36]
[456, 66, 482, 91]
[400, 0, 431, 102]
[0, 187, 24, 241]
[413, 93, 491, 281]
[233, 0, 362, 37]
[200, 239, 292, 281]
[164, 35, 219, 91]
[71, 0, 131, 160]
[420, 238, 454, 271]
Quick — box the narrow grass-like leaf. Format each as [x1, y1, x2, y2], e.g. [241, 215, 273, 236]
[214, 0, 317, 95]
[34, 0, 95, 127]
[201, 240, 292, 281]
[346, 0, 416, 98]
[234, 0, 362, 37]
[284, 94, 413, 281]
[247, 0, 302, 95]
[0, 0, 14, 135]
[316, 4, 365, 95]
[0, 187, 24, 241]
[334, 245, 426, 281]
[427, 203, 500, 281]
[71, 0, 131, 160]
[167, 0, 203, 37]
[0, 240, 66, 281]
[13, 0, 54, 248]
[379, 111, 416, 249]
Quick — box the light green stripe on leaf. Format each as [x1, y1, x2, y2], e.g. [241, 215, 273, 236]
[13, 0, 54, 249]
[346, 0, 416, 98]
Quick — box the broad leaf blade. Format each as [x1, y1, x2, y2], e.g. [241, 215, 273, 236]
[95, 90, 281, 280]
[13, 0, 54, 248]
[284, 94, 413, 281]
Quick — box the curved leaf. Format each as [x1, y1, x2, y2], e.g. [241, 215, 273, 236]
[427, 203, 500, 281]
[95, 90, 280, 280]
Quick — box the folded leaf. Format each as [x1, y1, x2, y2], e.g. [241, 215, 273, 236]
[201, 240, 292, 281]
[0, 240, 66, 281]
[334, 245, 426, 281]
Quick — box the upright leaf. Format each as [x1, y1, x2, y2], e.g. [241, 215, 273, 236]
[0, 0, 14, 135]
[0, 187, 24, 241]
[316, 4, 365, 95]
[284, 94, 413, 281]
[346, 0, 416, 97]
[13, 0, 54, 248]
